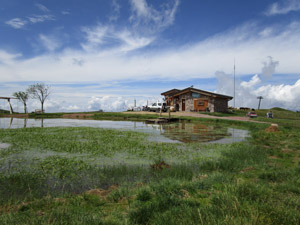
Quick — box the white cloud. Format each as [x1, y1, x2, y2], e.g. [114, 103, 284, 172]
[0, 50, 22, 65]
[2, 8, 300, 111]
[5, 18, 27, 29]
[72, 58, 85, 66]
[8, 97, 81, 113]
[65, 105, 80, 111]
[216, 71, 300, 111]
[129, 0, 179, 34]
[130, 0, 149, 17]
[116, 29, 154, 51]
[35, 3, 50, 12]
[109, 0, 121, 22]
[265, 0, 300, 16]
[81, 24, 153, 52]
[27, 15, 55, 24]
[241, 74, 261, 89]
[255, 79, 300, 110]
[216, 55, 279, 108]
[39, 34, 61, 51]
[62, 10, 70, 15]
[2, 21, 300, 83]
[88, 96, 129, 112]
[261, 56, 279, 80]
[43, 100, 80, 112]
[259, 27, 273, 37]
[13, 94, 159, 113]
[5, 14, 55, 29]
[81, 25, 109, 51]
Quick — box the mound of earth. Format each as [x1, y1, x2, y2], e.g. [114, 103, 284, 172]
[150, 161, 171, 170]
[265, 124, 280, 132]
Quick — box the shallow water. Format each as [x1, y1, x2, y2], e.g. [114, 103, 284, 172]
[0, 142, 10, 149]
[0, 118, 249, 144]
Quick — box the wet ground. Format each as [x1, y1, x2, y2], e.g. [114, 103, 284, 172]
[0, 142, 10, 149]
[0, 118, 249, 144]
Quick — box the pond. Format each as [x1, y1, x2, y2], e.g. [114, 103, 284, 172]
[0, 118, 249, 144]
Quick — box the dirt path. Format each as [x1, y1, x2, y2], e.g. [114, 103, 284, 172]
[122, 111, 267, 124]
[62, 113, 93, 119]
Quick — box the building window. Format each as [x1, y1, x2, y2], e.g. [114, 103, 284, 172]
[198, 101, 204, 106]
[192, 93, 201, 98]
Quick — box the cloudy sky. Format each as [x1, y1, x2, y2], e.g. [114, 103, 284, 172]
[0, 0, 300, 112]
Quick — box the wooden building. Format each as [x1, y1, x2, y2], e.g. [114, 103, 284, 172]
[161, 87, 233, 112]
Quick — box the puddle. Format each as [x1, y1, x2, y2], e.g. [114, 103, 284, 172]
[209, 128, 249, 144]
[0, 143, 10, 150]
[0, 118, 249, 144]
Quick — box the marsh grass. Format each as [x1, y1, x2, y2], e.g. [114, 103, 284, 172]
[1, 111, 300, 224]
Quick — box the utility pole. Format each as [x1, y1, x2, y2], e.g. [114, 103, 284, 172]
[257, 96, 263, 110]
[233, 58, 236, 109]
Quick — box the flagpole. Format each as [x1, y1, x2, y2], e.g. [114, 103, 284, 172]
[234, 58, 236, 109]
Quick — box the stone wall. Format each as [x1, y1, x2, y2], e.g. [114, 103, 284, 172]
[213, 98, 228, 112]
[208, 97, 215, 112]
[175, 93, 229, 112]
[178, 93, 212, 112]
[178, 93, 193, 111]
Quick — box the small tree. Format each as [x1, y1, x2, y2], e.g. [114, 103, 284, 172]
[13, 91, 29, 113]
[27, 83, 51, 113]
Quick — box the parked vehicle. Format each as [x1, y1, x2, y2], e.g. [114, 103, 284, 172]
[247, 111, 258, 118]
[148, 102, 167, 112]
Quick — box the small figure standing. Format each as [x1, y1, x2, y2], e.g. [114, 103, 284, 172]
[266, 110, 273, 118]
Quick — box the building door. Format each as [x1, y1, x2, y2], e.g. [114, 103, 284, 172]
[182, 99, 185, 111]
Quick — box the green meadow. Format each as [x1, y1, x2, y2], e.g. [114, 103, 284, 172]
[0, 109, 300, 224]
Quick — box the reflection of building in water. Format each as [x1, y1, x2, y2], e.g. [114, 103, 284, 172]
[144, 122, 231, 143]
[159, 122, 228, 143]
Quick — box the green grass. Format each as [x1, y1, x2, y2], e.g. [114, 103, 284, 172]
[0, 111, 162, 122]
[0, 109, 10, 114]
[252, 108, 300, 129]
[92, 112, 160, 121]
[0, 110, 300, 224]
[28, 112, 65, 118]
[199, 110, 247, 117]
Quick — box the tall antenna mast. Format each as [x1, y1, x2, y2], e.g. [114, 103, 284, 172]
[234, 58, 236, 108]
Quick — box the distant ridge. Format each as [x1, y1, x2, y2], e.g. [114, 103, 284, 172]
[271, 107, 293, 112]
[0, 109, 10, 114]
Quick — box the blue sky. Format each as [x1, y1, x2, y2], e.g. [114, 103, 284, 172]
[0, 0, 300, 112]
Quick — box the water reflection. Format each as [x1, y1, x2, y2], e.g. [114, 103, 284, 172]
[0, 118, 249, 144]
[148, 122, 248, 143]
[158, 123, 225, 143]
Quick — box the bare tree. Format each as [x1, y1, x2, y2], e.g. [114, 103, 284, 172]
[27, 83, 51, 113]
[13, 91, 29, 113]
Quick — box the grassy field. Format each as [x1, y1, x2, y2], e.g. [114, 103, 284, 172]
[0, 109, 300, 224]
[0, 111, 161, 121]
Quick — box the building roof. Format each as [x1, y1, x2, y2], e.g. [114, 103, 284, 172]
[160, 89, 180, 96]
[162, 87, 233, 100]
[0, 97, 17, 100]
